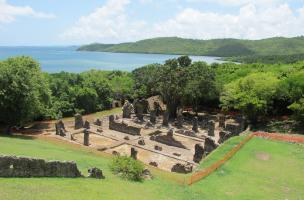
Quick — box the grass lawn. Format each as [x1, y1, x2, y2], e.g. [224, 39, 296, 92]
[0, 135, 303, 200]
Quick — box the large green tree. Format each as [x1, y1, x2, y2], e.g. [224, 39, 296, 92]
[183, 62, 217, 113]
[158, 58, 187, 118]
[220, 72, 279, 123]
[0, 56, 51, 133]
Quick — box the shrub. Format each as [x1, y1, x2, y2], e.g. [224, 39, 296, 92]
[109, 156, 144, 181]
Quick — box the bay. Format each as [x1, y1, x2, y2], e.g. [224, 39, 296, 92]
[0, 46, 226, 73]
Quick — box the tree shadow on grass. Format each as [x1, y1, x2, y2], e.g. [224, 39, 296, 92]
[0, 134, 36, 140]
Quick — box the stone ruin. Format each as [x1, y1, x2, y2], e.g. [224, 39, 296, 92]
[193, 144, 204, 163]
[162, 111, 169, 126]
[207, 120, 215, 136]
[131, 147, 138, 160]
[122, 100, 133, 118]
[74, 113, 84, 129]
[0, 155, 81, 178]
[94, 118, 102, 126]
[88, 167, 104, 179]
[55, 120, 66, 136]
[84, 130, 90, 146]
[171, 163, 193, 174]
[152, 130, 187, 149]
[50, 100, 247, 174]
[204, 137, 218, 155]
[192, 117, 199, 132]
[109, 115, 141, 136]
[218, 114, 226, 128]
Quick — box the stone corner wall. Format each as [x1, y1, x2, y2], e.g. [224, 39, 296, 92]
[109, 115, 141, 136]
[0, 155, 82, 178]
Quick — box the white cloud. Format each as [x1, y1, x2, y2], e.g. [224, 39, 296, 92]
[62, 0, 304, 43]
[62, 0, 147, 43]
[0, 0, 55, 24]
[187, 0, 284, 7]
[152, 3, 304, 39]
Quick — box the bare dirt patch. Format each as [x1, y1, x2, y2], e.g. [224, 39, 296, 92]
[256, 152, 270, 161]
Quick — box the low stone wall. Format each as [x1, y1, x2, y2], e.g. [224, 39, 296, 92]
[0, 155, 82, 178]
[109, 115, 141, 136]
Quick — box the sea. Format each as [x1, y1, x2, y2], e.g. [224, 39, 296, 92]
[0, 46, 225, 73]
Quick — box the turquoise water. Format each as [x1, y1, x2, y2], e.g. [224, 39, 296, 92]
[0, 46, 225, 73]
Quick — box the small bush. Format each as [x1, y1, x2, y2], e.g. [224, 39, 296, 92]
[109, 156, 144, 181]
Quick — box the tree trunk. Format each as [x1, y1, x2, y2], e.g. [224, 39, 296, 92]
[167, 103, 178, 119]
[5, 125, 12, 135]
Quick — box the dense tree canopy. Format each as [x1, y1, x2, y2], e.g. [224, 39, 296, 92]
[221, 73, 279, 122]
[1, 55, 304, 130]
[0, 57, 51, 132]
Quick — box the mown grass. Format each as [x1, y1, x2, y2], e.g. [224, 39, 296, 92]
[0, 134, 304, 200]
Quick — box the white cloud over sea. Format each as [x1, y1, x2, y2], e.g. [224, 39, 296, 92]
[0, 0, 55, 24]
[59, 0, 304, 43]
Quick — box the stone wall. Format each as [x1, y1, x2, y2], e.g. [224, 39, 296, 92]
[0, 155, 82, 178]
[109, 115, 141, 136]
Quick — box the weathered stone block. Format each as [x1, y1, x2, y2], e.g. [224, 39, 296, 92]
[162, 111, 169, 126]
[192, 117, 199, 133]
[84, 130, 89, 146]
[131, 147, 138, 160]
[74, 114, 84, 129]
[193, 144, 204, 163]
[204, 137, 218, 155]
[171, 163, 193, 174]
[218, 114, 226, 128]
[88, 167, 104, 179]
[207, 120, 215, 136]
[109, 115, 141, 136]
[0, 156, 81, 178]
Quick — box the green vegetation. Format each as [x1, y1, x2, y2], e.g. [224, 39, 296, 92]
[1, 55, 304, 131]
[1, 134, 304, 199]
[110, 156, 145, 181]
[46, 70, 133, 119]
[78, 36, 304, 57]
[221, 73, 280, 123]
[0, 57, 51, 133]
[189, 137, 304, 199]
[228, 53, 304, 64]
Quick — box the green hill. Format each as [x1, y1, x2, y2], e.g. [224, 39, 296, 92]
[77, 36, 304, 57]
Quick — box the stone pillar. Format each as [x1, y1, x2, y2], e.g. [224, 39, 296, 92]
[94, 119, 102, 126]
[150, 110, 156, 124]
[193, 144, 204, 163]
[84, 120, 90, 129]
[204, 137, 218, 155]
[84, 130, 89, 146]
[192, 117, 199, 133]
[207, 120, 215, 136]
[74, 114, 83, 129]
[162, 111, 169, 126]
[167, 128, 174, 137]
[122, 100, 132, 118]
[154, 102, 162, 116]
[131, 147, 138, 160]
[55, 123, 60, 135]
[177, 113, 183, 128]
[218, 114, 226, 128]
[236, 115, 246, 132]
[109, 115, 115, 122]
[55, 120, 66, 136]
[218, 131, 230, 144]
[136, 103, 144, 121]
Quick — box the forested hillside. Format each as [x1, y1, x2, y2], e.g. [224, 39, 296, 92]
[78, 36, 304, 57]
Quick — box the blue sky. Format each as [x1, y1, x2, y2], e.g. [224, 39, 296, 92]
[0, 0, 304, 45]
